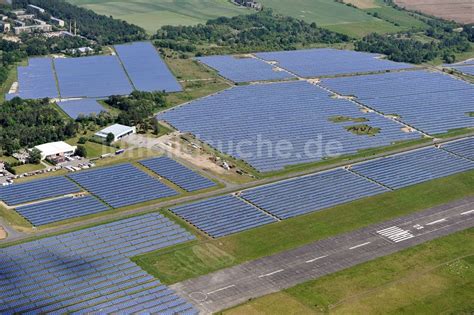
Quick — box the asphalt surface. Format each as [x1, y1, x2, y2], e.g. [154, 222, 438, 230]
[2, 133, 473, 245]
[171, 197, 474, 314]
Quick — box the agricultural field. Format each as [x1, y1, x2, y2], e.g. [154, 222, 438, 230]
[395, 0, 474, 24]
[222, 228, 474, 314]
[66, 0, 252, 32]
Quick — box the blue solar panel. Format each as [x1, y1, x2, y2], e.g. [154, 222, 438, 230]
[241, 168, 388, 219]
[171, 195, 277, 237]
[441, 138, 474, 161]
[0, 213, 196, 313]
[255, 49, 412, 77]
[451, 65, 474, 76]
[57, 98, 107, 119]
[159, 81, 421, 172]
[15, 195, 110, 226]
[54, 55, 133, 98]
[0, 176, 81, 206]
[140, 157, 216, 192]
[197, 55, 295, 83]
[351, 147, 474, 189]
[321, 71, 474, 135]
[115, 42, 182, 92]
[7, 57, 59, 100]
[68, 163, 178, 208]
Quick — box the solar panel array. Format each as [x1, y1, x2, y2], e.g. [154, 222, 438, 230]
[0, 176, 81, 206]
[255, 48, 412, 77]
[451, 65, 474, 76]
[7, 58, 59, 100]
[159, 81, 421, 172]
[115, 42, 182, 92]
[0, 213, 197, 314]
[57, 98, 107, 119]
[351, 147, 474, 189]
[140, 157, 216, 192]
[54, 55, 133, 98]
[170, 195, 276, 238]
[15, 196, 110, 226]
[241, 168, 389, 219]
[321, 71, 474, 135]
[441, 138, 474, 161]
[68, 163, 178, 208]
[197, 55, 295, 83]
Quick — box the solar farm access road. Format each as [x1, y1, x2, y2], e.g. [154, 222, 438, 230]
[170, 196, 474, 314]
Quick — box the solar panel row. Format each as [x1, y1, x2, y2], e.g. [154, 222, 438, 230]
[0, 176, 81, 206]
[56, 98, 107, 119]
[68, 163, 178, 208]
[441, 138, 474, 160]
[159, 80, 421, 172]
[241, 168, 389, 219]
[351, 147, 474, 189]
[15, 195, 110, 226]
[7, 57, 58, 100]
[140, 157, 216, 192]
[255, 48, 412, 78]
[0, 213, 196, 313]
[197, 55, 295, 83]
[171, 195, 277, 238]
[115, 42, 182, 93]
[451, 65, 474, 76]
[321, 71, 474, 135]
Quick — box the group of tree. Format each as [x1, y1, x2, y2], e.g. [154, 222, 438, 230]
[153, 9, 349, 55]
[104, 91, 168, 133]
[0, 97, 78, 155]
[12, 0, 147, 45]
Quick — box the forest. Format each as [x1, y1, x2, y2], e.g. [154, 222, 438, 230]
[0, 98, 77, 155]
[153, 10, 349, 55]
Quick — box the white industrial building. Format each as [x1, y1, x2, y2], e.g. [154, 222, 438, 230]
[50, 17, 65, 27]
[33, 141, 77, 161]
[95, 124, 136, 142]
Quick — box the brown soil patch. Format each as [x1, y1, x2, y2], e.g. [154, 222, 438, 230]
[394, 0, 474, 24]
[0, 226, 7, 240]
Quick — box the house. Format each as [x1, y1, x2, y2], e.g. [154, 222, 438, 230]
[95, 124, 136, 142]
[27, 4, 46, 15]
[33, 141, 77, 162]
[0, 21, 11, 33]
[51, 17, 65, 27]
[14, 23, 52, 35]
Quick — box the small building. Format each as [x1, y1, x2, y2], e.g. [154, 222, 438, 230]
[12, 10, 26, 16]
[0, 15, 8, 21]
[95, 124, 136, 142]
[16, 14, 35, 21]
[27, 4, 46, 14]
[33, 141, 77, 162]
[0, 21, 11, 33]
[50, 17, 65, 27]
[14, 24, 52, 35]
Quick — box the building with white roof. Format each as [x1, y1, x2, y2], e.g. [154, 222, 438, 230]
[33, 141, 77, 161]
[95, 124, 136, 142]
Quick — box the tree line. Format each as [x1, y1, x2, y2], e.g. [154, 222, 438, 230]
[153, 9, 349, 55]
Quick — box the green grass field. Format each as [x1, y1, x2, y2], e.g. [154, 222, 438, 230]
[132, 169, 474, 284]
[67, 0, 252, 33]
[222, 228, 474, 314]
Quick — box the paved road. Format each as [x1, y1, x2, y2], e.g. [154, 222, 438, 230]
[2, 133, 473, 245]
[171, 197, 474, 314]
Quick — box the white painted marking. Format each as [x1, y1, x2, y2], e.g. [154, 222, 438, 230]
[305, 255, 328, 263]
[377, 226, 414, 243]
[349, 242, 371, 250]
[206, 284, 236, 295]
[460, 209, 474, 215]
[426, 218, 447, 226]
[258, 269, 284, 278]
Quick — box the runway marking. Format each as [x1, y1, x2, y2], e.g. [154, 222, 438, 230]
[258, 269, 284, 278]
[305, 255, 328, 263]
[349, 242, 371, 250]
[426, 218, 447, 226]
[206, 284, 235, 295]
[460, 209, 474, 215]
[377, 226, 414, 243]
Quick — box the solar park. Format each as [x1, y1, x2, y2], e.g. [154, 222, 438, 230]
[170, 145, 474, 237]
[57, 99, 107, 119]
[0, 213, 197, 313]
[451, 65, 474, 76]
[159, 80, 421, 172]
[5, 41, 182, 101]
[441, 137, 474, 160]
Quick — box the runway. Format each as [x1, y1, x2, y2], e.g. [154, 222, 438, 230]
[170, 196, 474, 314]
